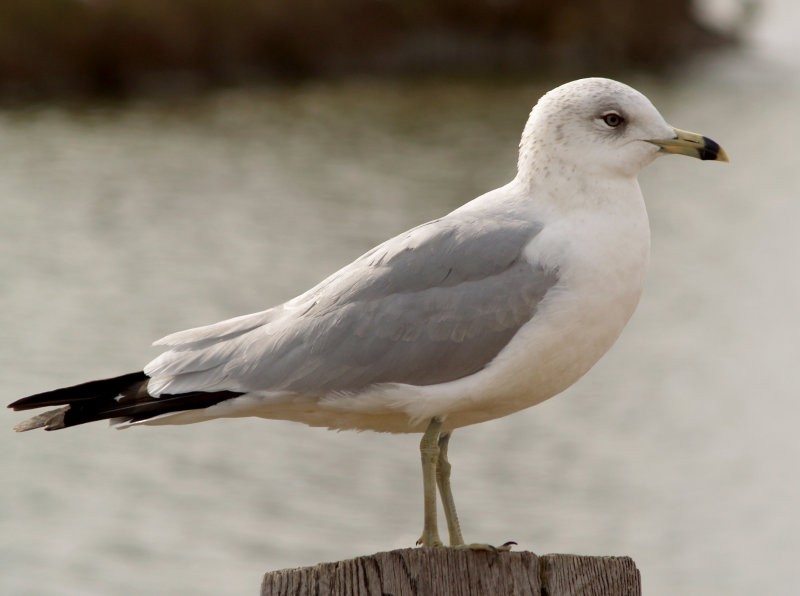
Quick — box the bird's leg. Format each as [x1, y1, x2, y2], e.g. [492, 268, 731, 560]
[436, 431, 517, 553]
[435, 431, 465, 547]
[417, 416, 443, 547]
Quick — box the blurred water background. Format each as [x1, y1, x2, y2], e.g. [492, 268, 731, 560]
[2, 0, 799, 594]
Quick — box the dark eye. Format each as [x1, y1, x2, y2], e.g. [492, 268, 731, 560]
[602, 112, 624, 128]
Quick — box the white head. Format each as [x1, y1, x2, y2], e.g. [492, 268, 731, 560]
[517, 78, 727, 182]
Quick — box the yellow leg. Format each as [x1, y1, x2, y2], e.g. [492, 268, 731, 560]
[436, 432, 465, 547]
[417, 422, 516, 551]
[417, 417, 443, 547]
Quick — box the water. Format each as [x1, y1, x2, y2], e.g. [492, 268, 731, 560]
[2, 3, 799, 594]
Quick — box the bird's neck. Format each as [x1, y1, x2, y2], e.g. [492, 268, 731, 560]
[509, 164, 646, 223]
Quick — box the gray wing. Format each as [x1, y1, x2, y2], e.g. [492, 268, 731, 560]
[145, 212, 558, 395]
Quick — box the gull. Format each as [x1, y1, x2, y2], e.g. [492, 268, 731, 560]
[9, 78, 727, 548]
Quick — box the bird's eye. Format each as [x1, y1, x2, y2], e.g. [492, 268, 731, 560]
[602, 112, 624, 128]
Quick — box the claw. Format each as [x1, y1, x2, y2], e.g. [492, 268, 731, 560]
[416, 534, 444, 547]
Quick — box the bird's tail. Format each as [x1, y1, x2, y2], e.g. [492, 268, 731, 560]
[8, 371, 242, 432]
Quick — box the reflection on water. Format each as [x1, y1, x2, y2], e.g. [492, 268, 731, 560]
[2, 8, 800, 596]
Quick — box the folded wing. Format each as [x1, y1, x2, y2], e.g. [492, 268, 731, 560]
[145, 212, 558, 397]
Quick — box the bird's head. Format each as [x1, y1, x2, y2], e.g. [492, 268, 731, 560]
[517, 77, 728, 182]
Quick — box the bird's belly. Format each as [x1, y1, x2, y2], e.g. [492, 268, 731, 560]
[442, 278, 643, 429]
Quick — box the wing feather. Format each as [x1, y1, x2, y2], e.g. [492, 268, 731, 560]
[145, 212, 558, 396]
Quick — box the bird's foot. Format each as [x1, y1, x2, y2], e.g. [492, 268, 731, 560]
[416, 532, 444, 547]
[415, 536, 517, 551]
[415, 538, 445, 547]
[454, 540, 517, 552]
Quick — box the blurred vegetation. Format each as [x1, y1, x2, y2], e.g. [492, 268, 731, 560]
[0, 0, 732, 99]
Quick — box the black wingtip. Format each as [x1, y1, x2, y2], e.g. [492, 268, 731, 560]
[9, 371, 148, 411]
[10, 371, 243, 431]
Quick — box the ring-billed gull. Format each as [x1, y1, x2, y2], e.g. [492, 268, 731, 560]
[10, 78, 727, 548]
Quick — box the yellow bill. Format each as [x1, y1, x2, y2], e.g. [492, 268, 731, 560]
[648, 128, 729, 162]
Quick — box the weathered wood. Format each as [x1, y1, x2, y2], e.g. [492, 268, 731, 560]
[539, 554, 641, 596]
[261, 548, 641, 596]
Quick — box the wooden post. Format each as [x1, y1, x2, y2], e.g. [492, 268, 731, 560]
[261, 548, 641, 596]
